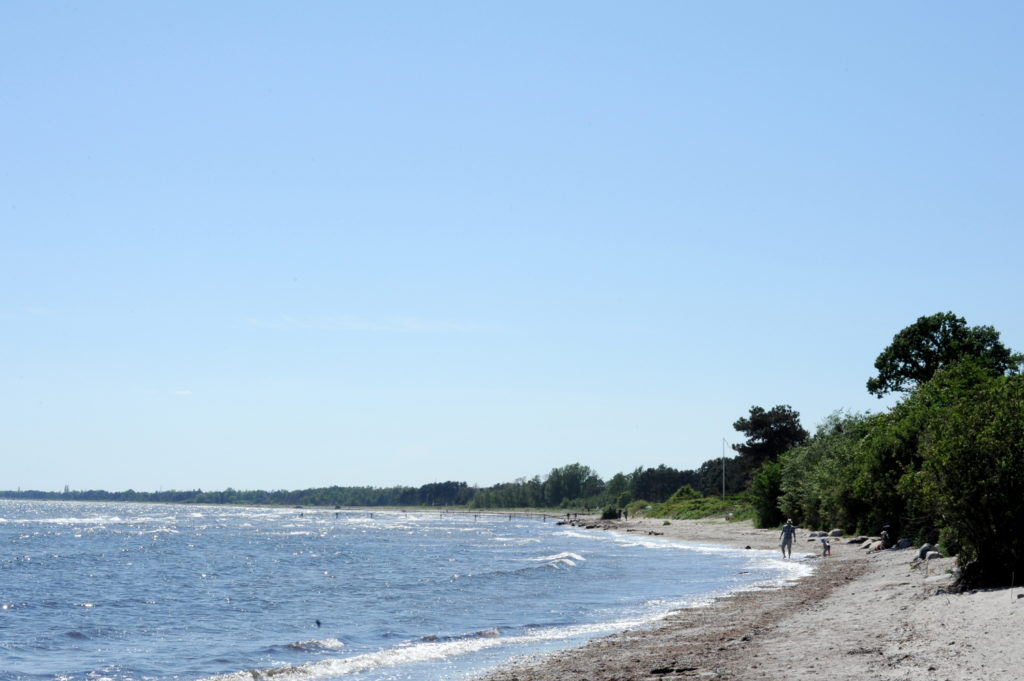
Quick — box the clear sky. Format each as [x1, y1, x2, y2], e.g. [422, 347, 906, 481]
[3, 3, 1022, 493]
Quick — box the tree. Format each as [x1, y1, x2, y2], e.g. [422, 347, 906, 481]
[777, 411, 873, 532]
[543, 463, 604, 506]
[866, 311, 1018, 397]
[696, 456, 744, 497]
[732, 405, 809, 474]
[633, 465, 698, 503]
[905, 363, 1024, 589]
[749, 460, 784, 528]
[605, 472, 633, 500]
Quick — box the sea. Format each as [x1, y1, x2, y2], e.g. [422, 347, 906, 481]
[0, 500, 811, 681]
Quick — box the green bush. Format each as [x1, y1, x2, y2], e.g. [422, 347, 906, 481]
[749, 461, 784, 528]
[777, 411, 873, 533]
[645, 485, 752, 521]
[911, 365, 1024, 589]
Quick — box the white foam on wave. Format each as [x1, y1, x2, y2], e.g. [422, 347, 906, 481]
[529, 551, 586, 568]
[199, 634, 509, 681]
[200, 606, 696, 681]
[21, 515, 125, 526]
[490, 535, 541, 545]
[286, 637, 345, 651]
[557, 525, 815, 590]
[138, 527, 179, 536]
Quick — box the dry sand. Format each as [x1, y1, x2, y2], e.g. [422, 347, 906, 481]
[475, 516, 1023, 681]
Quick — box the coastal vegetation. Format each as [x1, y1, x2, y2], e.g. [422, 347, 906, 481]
[3, 312, 1020, 589]
[764, 312, 1023, 589]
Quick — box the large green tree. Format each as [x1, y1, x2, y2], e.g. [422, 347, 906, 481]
[903, 362, 1024, 589]
[543, 463, 605, 506]
[732, 404, 809, 473]
[866, 311, 1018, 397]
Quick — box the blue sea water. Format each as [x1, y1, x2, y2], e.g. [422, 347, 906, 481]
[0, 500, 810, 681]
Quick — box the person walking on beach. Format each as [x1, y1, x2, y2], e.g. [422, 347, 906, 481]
[779, 519, 796, 559]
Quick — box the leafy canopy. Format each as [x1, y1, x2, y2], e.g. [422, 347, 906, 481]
[866, 311, 1017, 397]
[906, 363, 1024, 589]
[732, 404, 809, 472]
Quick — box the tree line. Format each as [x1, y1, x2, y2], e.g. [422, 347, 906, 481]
[1, 482, 477, 508]
[1, 461, 741, 513]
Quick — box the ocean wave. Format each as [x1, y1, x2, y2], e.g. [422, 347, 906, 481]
[16, 515, 125, 526]
[199, 633, 509, 681]
[138, 527, 179, 535]
[449, 555, 582, 582]
[419, 628, 501, 643]
[529, 551, 586, 566]
[489, 535, 541, 544]
[284, 638, 345, 652]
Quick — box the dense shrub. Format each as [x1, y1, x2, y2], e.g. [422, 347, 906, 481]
[909, 365, 1024, 589]
[749, 461, 784, 528]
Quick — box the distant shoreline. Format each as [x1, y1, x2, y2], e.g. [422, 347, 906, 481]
[0, 496, 579, 518]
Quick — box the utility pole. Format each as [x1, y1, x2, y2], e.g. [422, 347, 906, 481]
[721, 438, 728, 499]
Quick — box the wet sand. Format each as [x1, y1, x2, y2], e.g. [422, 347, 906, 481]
[474, 517, 1022, 681]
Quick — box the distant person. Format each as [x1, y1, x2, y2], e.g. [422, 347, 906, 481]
[779, 519, 796, 559]
[820, 537, 831, 557]
[881, 524, 894, 549]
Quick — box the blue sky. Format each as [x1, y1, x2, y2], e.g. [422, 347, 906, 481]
[3, 3, 1022, 492]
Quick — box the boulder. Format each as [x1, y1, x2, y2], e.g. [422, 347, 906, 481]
[830, 529, 844, 537]
[926, 551, 943, 560]
[896, 537, 914, 550]
[808, 531, 825, 537]
[846, 536, 869, 545]
[918, 543, 934, 561]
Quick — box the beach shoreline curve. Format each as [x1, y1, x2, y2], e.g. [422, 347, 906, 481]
[472, 516, 1020, 681]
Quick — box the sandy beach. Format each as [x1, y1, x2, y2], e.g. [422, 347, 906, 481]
[476, 516, 1022, 681]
